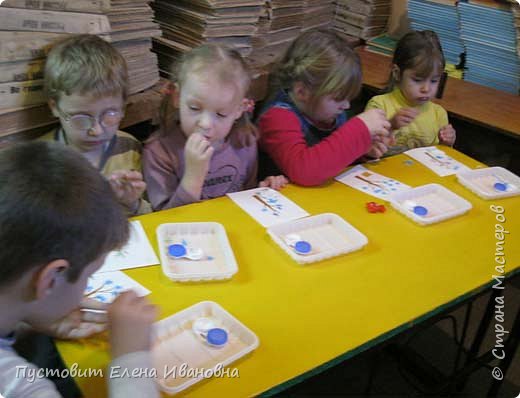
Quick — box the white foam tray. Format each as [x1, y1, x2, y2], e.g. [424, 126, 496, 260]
[390, 183, 472, 225]
[156, 222, 238, 282]
[267, 213, 368, 264]
[152, 301, 259, 395]
[457, 166, 520, 200]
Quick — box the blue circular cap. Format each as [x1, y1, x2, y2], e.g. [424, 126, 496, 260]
[168, 244, 186, 258]
[294, 240, 312, 254]
[207, 328, 228, 346]
[413, 206, 428, 216]
[494, 182, 507, 192]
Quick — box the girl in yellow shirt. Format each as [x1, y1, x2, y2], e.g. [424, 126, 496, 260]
[365, 30, 456, 157]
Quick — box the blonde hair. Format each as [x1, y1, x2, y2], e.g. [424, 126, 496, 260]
[160, 43, 257, 148]
[44, 34, 128, 102]
[389, 30, 446, 90]
[269, 29, 362, 108]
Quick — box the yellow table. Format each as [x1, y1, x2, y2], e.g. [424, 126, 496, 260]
[57, 148, 520, 397]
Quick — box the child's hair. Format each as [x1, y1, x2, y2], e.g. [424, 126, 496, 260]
[0, 141, 129, 288]
[389, 30, 446, 90]
[159, 43, 257, 148]
[44, 34, 128, 103]
[269, 29, 362, 108]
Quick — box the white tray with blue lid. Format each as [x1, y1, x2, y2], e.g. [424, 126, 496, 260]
[156, 222, 238, 282]
[456, 166, 520, 200]
[390, 183, 472, 225]
[267, 213, 368, 264]
[152, 301, 259, 395]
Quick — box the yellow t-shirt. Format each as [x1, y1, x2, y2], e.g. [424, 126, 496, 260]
[39, 128, 143, 176]
[365, 88, 449, 156]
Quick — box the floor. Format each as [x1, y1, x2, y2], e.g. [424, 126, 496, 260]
[272, 275, 520, 397]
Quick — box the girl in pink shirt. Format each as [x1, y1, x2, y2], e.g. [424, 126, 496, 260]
[143, 44, 287, 210]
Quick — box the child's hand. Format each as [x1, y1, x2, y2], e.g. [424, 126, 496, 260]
[438, 124, 456, 146]
[184, 133, 215, 182]
[366, 140, 389, 159]
[259, 175, 289, 190]
[365, 130, 395, 160]
[357, 109, 391, 138]
[30, 298, 108, 340]
[108, 170, 146, 211]
[108, 291, 157, 359]
[390, 108, 419, 130]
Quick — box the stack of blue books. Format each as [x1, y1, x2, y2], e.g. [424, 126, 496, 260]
[458, 1, 519, 95]
[408, 0, 465, 66]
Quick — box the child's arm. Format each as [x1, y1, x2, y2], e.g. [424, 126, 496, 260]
[142, 136, 205, 210]
[365, 95, 418, 131]
[107, 291, 159, 398]
[0, 346, 62, 396]
[258, 107, 389, 186]
[389, 108, 419, 130]
[179, 133, 214, 200]
[27, 298, 108, 339]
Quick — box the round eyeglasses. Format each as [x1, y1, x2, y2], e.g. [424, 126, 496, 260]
[56, 106, 123, 132]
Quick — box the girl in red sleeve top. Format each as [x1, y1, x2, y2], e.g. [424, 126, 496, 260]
[257, 29, 392, 186]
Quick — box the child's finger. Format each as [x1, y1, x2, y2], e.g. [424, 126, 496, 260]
[66, 322, 107, 339]
[122, 170, 143, 181]
[374, 142, 388, 158]
[201, 145, 214, 160]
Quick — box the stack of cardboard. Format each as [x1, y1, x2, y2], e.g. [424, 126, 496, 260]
[302, 0, 335, 32]
[249, 0, 304, 68]
[152, 0, 264, 77]
[109, 0, 161, 94]
[458, 0, 519, 94]
[334, 0, 391, 40]
[0, 0, 161, 141]
[408, 0, 465, 66]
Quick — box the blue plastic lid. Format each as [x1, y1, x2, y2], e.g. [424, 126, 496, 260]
[168, 244, 186, 258]
[207, 328, 228, 346]
[494, 182, 507, 192]
[413, 206, 428, 216]
[294, 240, 312, 254]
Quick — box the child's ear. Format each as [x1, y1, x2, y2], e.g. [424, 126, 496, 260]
[34, 259, 69, 300]
[292, 81, 311, 103]
[48, 99, 60, 118]
[236, 97, 254, 120]
[391, 65, 401, 82]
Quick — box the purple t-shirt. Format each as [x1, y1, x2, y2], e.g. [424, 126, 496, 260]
[142, 126, 258, 210]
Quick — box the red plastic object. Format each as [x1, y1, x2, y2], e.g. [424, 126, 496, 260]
[366, 202, 386, 213]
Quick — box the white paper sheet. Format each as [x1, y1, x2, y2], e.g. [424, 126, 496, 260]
[405, 147, 471, 176]
[84, 270, 150, 303]
[227, 187, 309, 227]
[335, 165, 411, 200]
[97, 220, 159, 273]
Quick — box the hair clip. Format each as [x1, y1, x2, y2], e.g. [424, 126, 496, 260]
[160, 82, 175, 97]
[244, 98, 255, 114]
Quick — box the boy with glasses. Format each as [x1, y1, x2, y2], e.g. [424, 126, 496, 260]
[41, 34, 151, 215]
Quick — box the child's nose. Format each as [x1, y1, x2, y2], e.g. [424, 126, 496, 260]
[197, 113, 212, 130]
[421, 82, 431, 93]
[87, 119, 103, 137]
